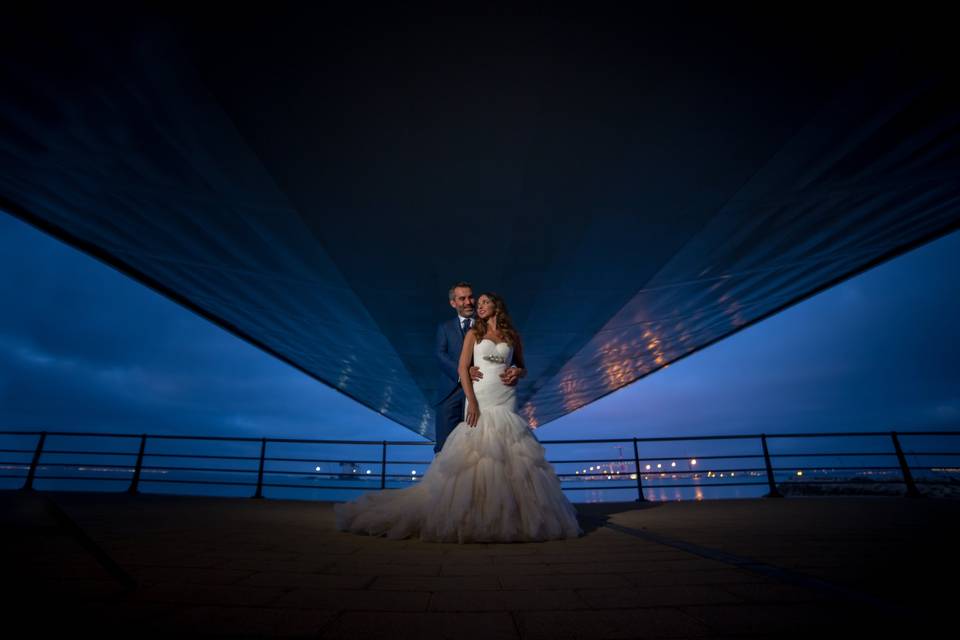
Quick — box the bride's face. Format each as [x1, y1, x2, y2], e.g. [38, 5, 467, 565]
[476, 295, 496, 320]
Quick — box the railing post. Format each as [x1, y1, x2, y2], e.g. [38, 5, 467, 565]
[632, 437, 646, 502]
[380, 441, 388, 489]
[891, 431, 923, 498]
[253, 437, 267, 499]
[761, 433, 783, 498]
[128, 434, 147, 495]
[21, 431, 47, 491]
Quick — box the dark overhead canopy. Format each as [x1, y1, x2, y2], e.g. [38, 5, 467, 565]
[2, 7, 957, 436]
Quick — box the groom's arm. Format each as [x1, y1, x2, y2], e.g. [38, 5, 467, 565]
[435, 323, 460, 382]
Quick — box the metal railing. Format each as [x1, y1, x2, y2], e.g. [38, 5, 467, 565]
[1, 428, 957, 501]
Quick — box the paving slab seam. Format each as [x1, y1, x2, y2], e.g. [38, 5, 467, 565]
[508, 609, 523, 639]
[588, 516, 916, 620]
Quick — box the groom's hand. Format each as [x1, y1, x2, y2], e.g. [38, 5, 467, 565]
[469, 366, 483, 381]
[500, 367, 520, 386]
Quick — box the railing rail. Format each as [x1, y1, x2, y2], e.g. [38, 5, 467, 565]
[1, 428, 957, 501]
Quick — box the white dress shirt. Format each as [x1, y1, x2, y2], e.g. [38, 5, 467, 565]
[455, 315, 473, 383]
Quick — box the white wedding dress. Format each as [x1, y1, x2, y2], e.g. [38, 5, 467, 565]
[334, 338, 583, 543]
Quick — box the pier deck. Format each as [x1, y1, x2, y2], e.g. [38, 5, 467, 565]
[4, 490, 955, 638]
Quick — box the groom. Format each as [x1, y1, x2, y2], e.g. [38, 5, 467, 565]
[433, 281, 519, 454]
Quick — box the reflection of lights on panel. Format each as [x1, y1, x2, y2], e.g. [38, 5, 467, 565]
[558, 371, 586, 413]
[521, 403, 539, 429]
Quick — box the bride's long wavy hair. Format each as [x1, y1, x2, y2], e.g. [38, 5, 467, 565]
[471, 292, 521, 347]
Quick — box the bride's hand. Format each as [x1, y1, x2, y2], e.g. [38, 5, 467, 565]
[466, 401, 480, 427]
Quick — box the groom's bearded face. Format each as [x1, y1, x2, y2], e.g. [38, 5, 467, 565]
[451, 288, 475, 317]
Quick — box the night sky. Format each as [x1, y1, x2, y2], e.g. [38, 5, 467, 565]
[1, 210, 958, 446]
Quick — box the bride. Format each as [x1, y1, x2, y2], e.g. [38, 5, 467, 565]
[334, 292, 583, 543]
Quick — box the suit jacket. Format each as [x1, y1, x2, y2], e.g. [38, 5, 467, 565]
[433, 316, 471, 405]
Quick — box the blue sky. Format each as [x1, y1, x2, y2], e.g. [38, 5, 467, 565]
[1, 210, 957, 449]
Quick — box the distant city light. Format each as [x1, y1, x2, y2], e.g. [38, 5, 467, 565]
[366, 470, 371, 474]
[315, 465, 321, 472]
[411, 470, 417, 475]
[691, 459, 697, 465]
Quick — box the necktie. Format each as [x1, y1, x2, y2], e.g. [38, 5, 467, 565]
[461, 318, 470, 335]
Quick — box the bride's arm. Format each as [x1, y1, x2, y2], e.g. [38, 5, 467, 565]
[458, 330, 479, 407]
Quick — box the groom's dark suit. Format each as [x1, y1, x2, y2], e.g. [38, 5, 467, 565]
[433, 315, 472, 454]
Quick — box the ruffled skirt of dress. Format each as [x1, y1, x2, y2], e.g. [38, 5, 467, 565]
[333, 404, 583, 543]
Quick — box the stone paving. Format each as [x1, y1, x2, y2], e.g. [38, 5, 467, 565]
[4, 490, 955, 638]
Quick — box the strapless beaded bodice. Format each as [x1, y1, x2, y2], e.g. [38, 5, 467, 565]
[472, 338, 516, 412]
